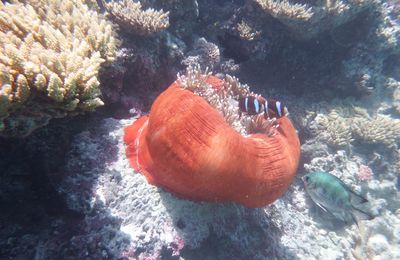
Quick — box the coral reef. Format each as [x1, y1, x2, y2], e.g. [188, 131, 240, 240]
[56, 117, 400, 259]
[58, 118, 294, 259]
[182, 38, 240, 77]
[254, 0, 374, 40]
[340, 2, 400, 98]
[312, 110, 354, 148]
[182, 38, 221, 70]
[0, 0, 118, 137]
[352, 114, 400, 147]
[104, 0, 169, 36]
[297, 102, 400, 150]
[1, 0, 400, 259]
[303, 150, 400, 260]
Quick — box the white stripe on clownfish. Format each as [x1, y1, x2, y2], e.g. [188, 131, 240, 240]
[276, 101, 282, 117]
[264, 99, 269, 119]
[254, 98, 260, 113]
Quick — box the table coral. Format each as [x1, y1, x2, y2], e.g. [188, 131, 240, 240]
[104, 0, 169, 36]
[254, 0, 374, 40]
[0, 0, 119, 137]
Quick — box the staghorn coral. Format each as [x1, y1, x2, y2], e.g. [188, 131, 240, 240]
[254, 0, 373, 40]
[105, 0, 169, 36]
[0, 0, 118, 137]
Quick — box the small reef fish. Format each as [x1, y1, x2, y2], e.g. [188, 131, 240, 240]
[302, 171, 374, 225]
[238, 95, 288, 119]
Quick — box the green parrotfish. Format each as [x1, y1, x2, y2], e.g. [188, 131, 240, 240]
[302, 171, 374, 225]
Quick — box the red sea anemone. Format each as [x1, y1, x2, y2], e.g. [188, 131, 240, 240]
[124, 75, 300, 208]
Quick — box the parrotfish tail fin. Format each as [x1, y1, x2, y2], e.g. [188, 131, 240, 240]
[348, 189, 368, 205]
[351, 206, 374, 226]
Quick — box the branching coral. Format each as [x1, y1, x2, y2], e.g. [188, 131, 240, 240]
[308, 104, 400, 149]
[254, 0, 373, 39]
[236, 20, 261, 41]
[255, 0, 313, 22]
[314, 110, 354, 148]
[352, 115, 400, 148]
[0, 0, 118, 137]
[105, 0, 169, 36]
[182, 38, 221, 70]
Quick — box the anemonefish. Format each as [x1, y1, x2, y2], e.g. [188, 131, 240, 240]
[239, 95, 288, 119]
